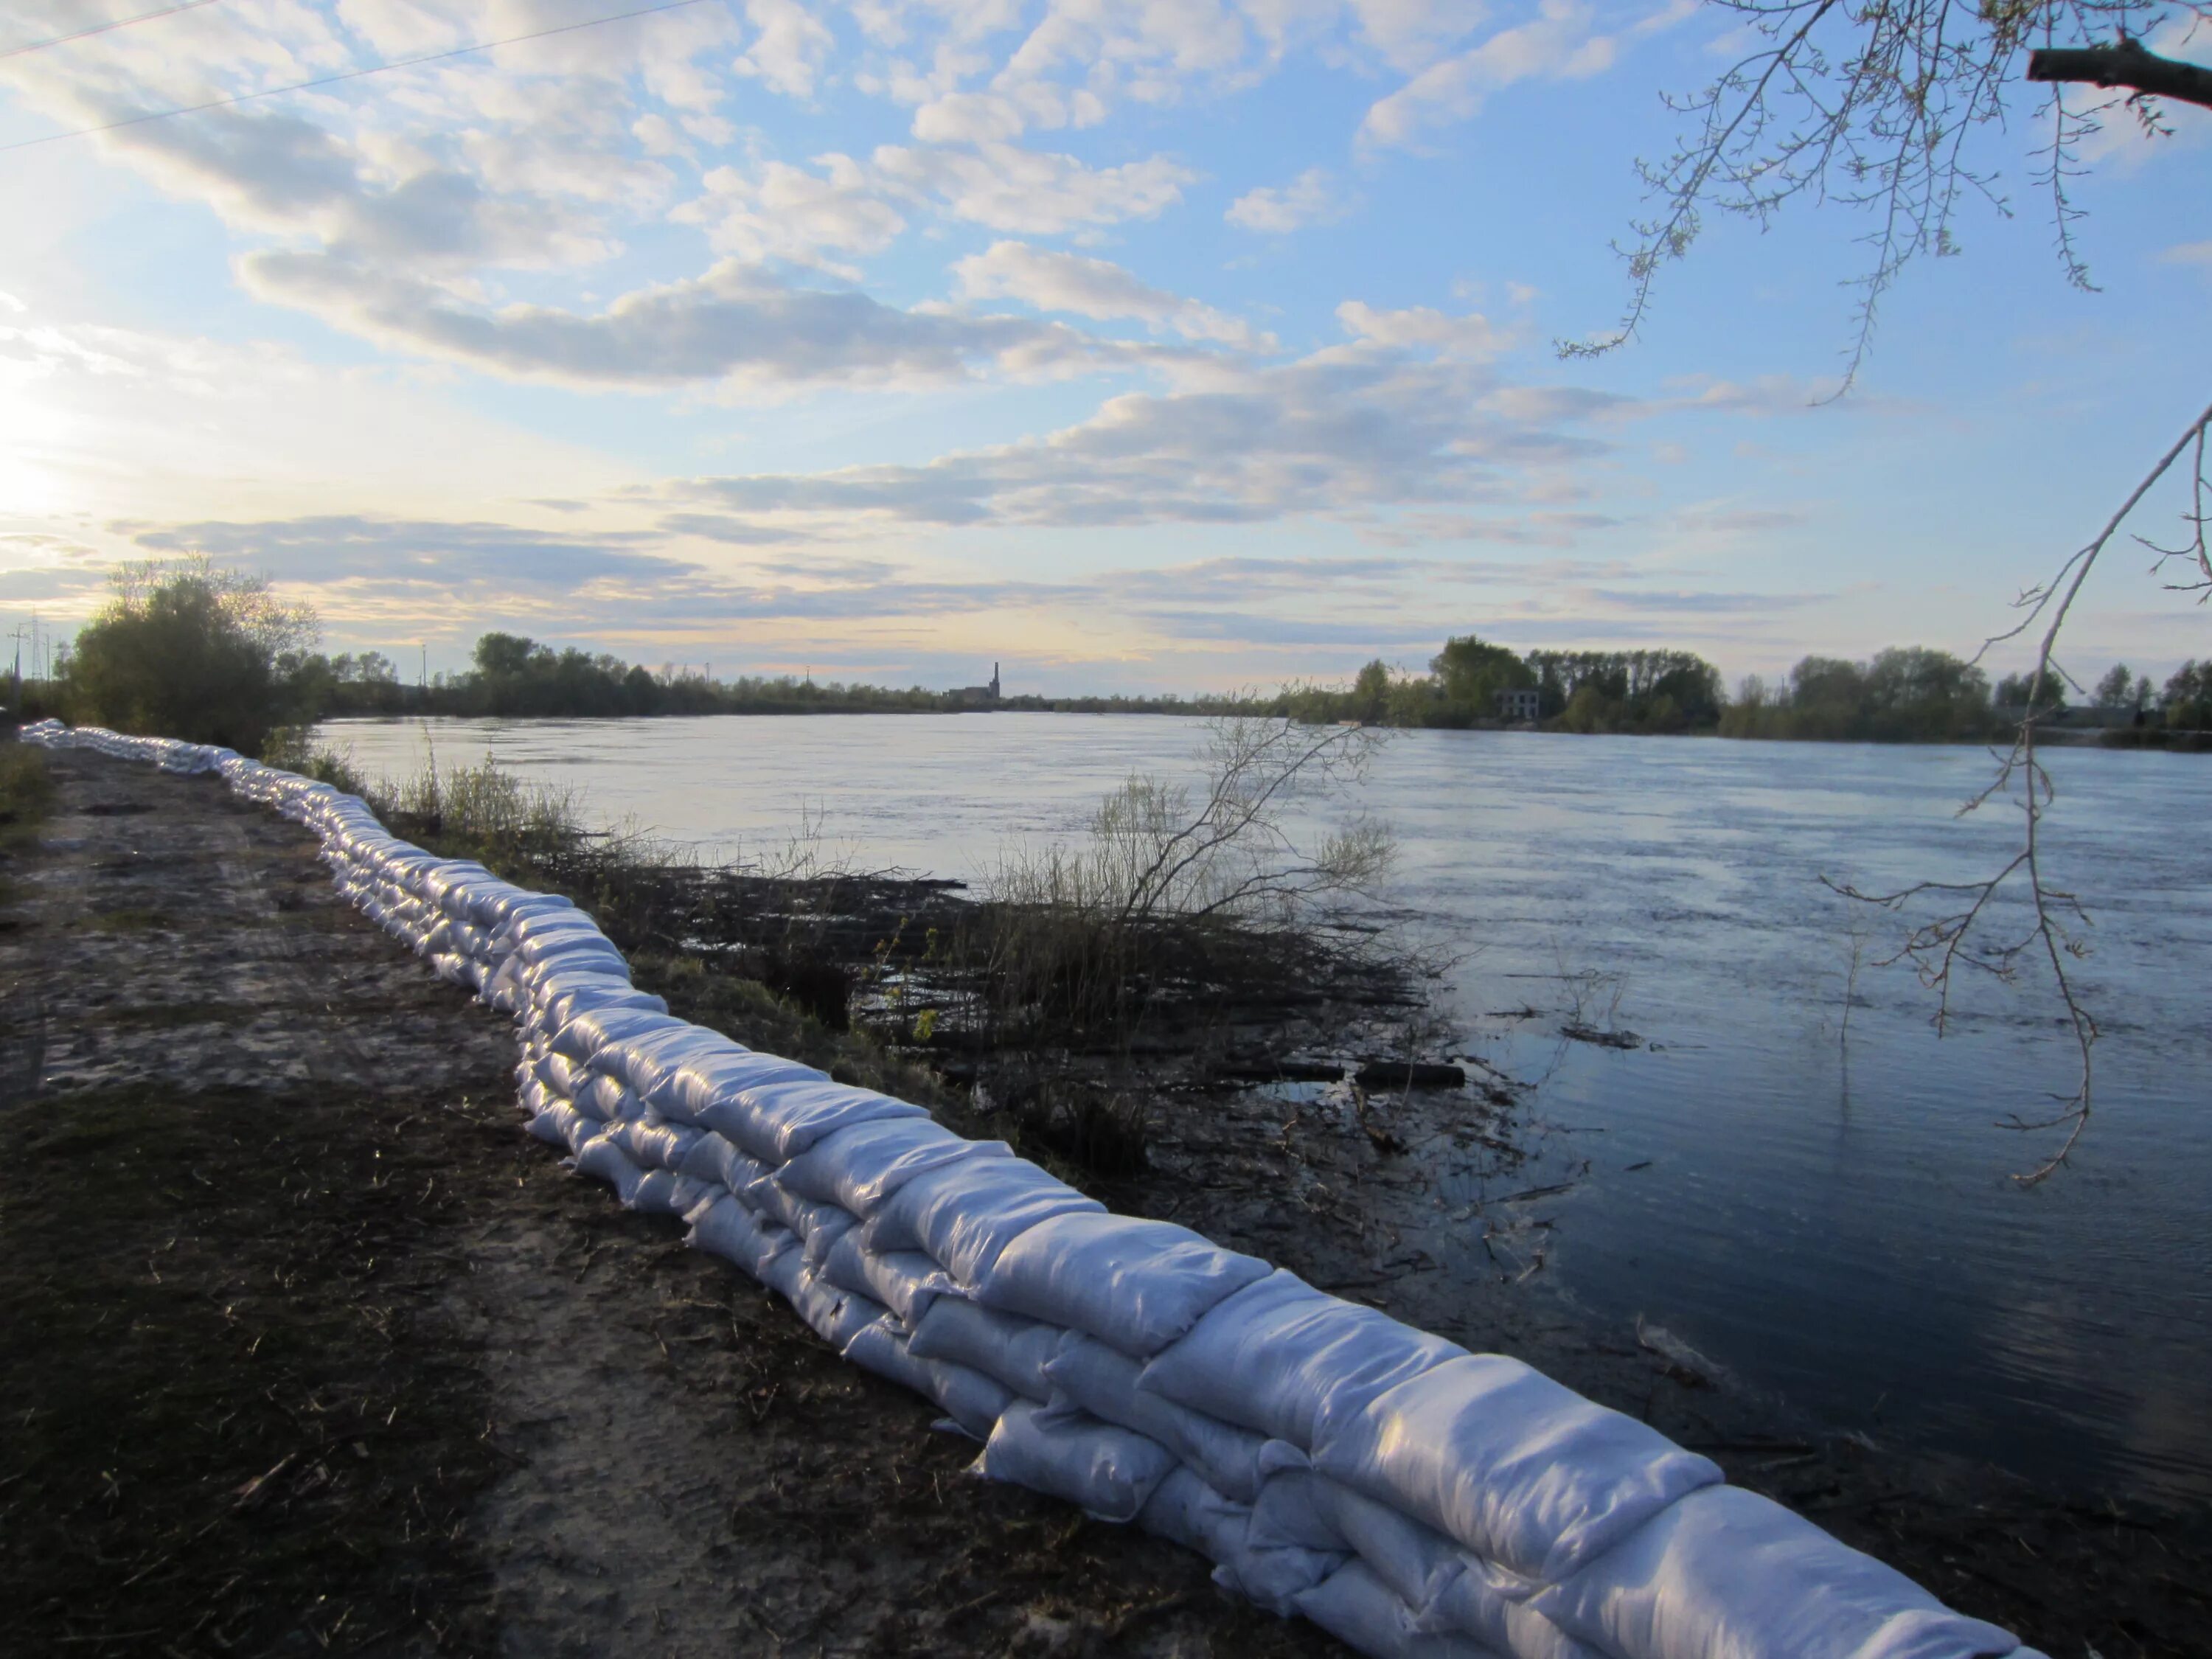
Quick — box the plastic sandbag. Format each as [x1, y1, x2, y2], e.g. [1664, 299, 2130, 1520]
[774, 1116, 1009, 1215]
[976, 1211, 1272, 1359]
[1296, 1560, 1494, 1659]
[572, 1071, 640, 1122]
[602, 1115, 702, 1171]
[590, 1024, 743, 1102]
[549, 1006, 690, 1065]
[1138, 1467, 1344, 1618]
[1137, 1270, 1465, 1450]
[1311, 1354, 1723, 1585]
[819, 1229, 959, 1326]
[712, 1077, 932, 1165]
[1044, 1335, 1271, 1502]
[863, 1158, 1105, 1285]
[843, 1318, 1014, 1441]
[1528, 1484, 2020, 1659]
[688, 1194, 797, 1280]
[1418, 1561, 1603, 1659]
[908, 1298, 1068, 1402]
[527, 1100, 594, 1154]
[630, 1169, 712, 1217]
[785, 1262, 888, 1352]
[655, 1049, 827, 1129]
[1251, 1466, 1473, 1614]
[973, 1399, 1177, 1523]
[571, 1134, 646, 1206]
[676, 1130, 772, 1194]
[535, 977, 669, 1033]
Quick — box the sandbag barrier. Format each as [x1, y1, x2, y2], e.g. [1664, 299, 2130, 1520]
[22, 719, 2039, 1659]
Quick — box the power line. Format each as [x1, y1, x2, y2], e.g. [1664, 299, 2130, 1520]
[1, 0, 224, 63]
[1, 0, 717, 155]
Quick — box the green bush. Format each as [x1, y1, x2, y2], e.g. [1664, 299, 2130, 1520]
[63, 557, 317, 756]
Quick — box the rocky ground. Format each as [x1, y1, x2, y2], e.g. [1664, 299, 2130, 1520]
[2, 745, 2203, 1658]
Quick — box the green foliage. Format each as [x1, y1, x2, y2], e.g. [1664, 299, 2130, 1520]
[2092, 663, 2138, 710]
[1992, 666, 2070, 718]
[1526, 649, 1723, 733]
[1427, 634, 1534, 726]
[61, 557, 319, 755]
[2165, 660, 2212, 730]
[1725, 647, 1998, 742]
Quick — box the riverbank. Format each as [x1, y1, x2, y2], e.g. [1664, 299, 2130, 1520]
[4, 748, 2205, 1656]
[0, 747, 1338, 1656]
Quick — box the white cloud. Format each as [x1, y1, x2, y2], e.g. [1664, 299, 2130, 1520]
[237, 253, 1129, 392]
[1359, 0, 1621, 150]
[873, 139, 1198, 233]
[675, 156, 908, 276]
[656, 330, 1615, 532]
[732, 0, 837, 98]
[1225, 167, 1346, 232]
[953, 240, 1271, 347]
[1337, 299, 1512, 359]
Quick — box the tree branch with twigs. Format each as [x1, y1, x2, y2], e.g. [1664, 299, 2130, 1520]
[1826, 398, 2212, 1181]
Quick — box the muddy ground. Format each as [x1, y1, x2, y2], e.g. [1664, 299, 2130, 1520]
[3, 748, 2205, 1658]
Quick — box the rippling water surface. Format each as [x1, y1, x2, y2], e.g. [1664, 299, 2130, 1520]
[320, 714, 2212, 1503]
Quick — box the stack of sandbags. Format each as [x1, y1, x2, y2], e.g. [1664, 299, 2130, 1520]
[21, 721, 2039, 1659]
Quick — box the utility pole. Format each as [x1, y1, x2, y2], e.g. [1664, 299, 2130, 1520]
[7, 619, 28, 712]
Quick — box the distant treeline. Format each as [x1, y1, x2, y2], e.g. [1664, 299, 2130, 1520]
[15, 558, 2211, 756]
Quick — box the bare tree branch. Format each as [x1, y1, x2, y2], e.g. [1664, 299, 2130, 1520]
[2028, 37, 2212, 108]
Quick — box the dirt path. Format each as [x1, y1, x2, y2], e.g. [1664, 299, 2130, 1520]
[0, 748, 1338, 1658]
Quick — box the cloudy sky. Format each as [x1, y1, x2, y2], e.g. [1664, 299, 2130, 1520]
[1, 0, 2207, 692]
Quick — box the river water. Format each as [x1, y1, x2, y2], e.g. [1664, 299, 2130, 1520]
[318, 713, 2212, 1507]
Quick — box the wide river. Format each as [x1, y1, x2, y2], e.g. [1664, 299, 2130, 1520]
[319, 713, 2212, 1506]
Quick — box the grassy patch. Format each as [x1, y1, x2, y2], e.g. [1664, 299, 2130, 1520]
[0, 1085, 509, 1653]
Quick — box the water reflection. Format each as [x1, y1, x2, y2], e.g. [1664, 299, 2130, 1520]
[319, 714, 2212, 1503]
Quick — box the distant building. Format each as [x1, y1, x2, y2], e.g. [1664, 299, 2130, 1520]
[955, 662, 1002, 707]
[1495, 686, 1541, 723]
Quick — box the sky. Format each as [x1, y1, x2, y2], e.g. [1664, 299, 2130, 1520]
[1, 0, 2208, 695]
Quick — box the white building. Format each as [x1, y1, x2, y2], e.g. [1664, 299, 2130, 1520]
[1495, 686, 1541, 723]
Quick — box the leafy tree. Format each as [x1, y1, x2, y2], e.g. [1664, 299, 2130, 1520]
[1428, 635, 1532, 725]
[1352, 658, 1391, 724]
[2166, 660, 2212, 728]
[63, 557, 317, 754]
[2093, 663, 2138, 709]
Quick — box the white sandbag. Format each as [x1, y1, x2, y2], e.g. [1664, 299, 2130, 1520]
[1138, 1467, 1345, 1618]
[533, 1048, 589, 1099]
[973, 1399, 1177, 1524]
[688, 1193, 799, 1280]
[785, 1261, 889, 1352]
[1043, 1335, 1271, 1503]
[1419, 1561, 1602, 1659]
[863, 1158, 1105, 1285]
[528, 1099, 594, 1154]
[676, 1130, 772, 1194]
[799, 1205, 862, 1267]
[774, 1116, 1010, 1215]
[818, 1229, 959, 1326]
[908, 1298, 1067, 1402]
[843, 1318, 1014, 1440]
[549, 1005, 689, 1065]
[589, 1024, 745, 1102]
[1137, 1270, 1466, 1450]
[975, 1211, 1272, 1360]
[572, 1071, 640, 1122]
[710, 1077, 931, 1165]
[601, 1115, 702, 1171]
[630, 1169, 712, 1217]
[571, 1134, 647, 1205]
[1296, 1560, 1492, 1659]
[1311, 1354, 1723, 1585]
[653, 1048, 827, 1129]
[1251, 1466, 1472, 1614]
[1528, 1484, 2020, 1659]
[535, 977, 669, 1032]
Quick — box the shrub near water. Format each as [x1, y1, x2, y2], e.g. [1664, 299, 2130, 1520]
[61, 557, 320, 756]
